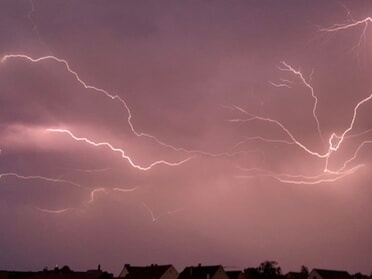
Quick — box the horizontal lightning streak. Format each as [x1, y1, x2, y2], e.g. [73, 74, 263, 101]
[236, 164, 364, 185]
[0, 172, 81, 188]
[320, 14, 372, 50]
[269, 81, 292, 88]
[37, 207, 75, 214]
[320, 17, 372, 32]
[273, 165, 364, 185]
[113, 186, 138, 192]
[47, 129, 192, 170]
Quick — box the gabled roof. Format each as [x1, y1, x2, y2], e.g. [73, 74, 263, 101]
[179, 266, 223, 279]
[120, 265, 174, 279]
[312, 269, 350, 279]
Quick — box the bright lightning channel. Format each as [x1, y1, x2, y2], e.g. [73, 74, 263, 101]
[228, 83, 372, 184]
[277, 61, 322, 140]
[320, 10, 372, 49]
[47, 128, 192, 170]
[1, 54, 244, 159]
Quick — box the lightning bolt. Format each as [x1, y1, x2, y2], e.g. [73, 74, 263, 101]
[272, 165, 364, 185]
[113, 186, 138, 192]
[0, 172, 81, 188]
[268, 81, 292, 89]
[236, 164, 364, 185]
[47, 128, 192, 171]
[277, 61, 322, 140]
[228, 78, 372, 184]
[3, 9, 372, 221]
[1, 54, 237, 159]
[37, 207, 75, 214]
[320, 5, 372, 50]
[321, 17, 372, 33]
[227, 105, 328, 158]
[1, 54, 268, 164]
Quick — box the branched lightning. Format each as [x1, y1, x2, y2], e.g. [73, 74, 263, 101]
[321, 17, 372, 33]
[4, 8, 372, 223]
[277, 61, 322, 139]
[320, 5, 372, 50]
[228, 83, 372, 184]
[1, 54, 239, 159]
[227, 105, 328, 158]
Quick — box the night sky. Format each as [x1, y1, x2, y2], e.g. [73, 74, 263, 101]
[1, 0, 372, 275]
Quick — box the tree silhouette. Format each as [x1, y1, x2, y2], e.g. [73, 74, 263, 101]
[257, 261, 283, 279]
[300, 266, 309, 277]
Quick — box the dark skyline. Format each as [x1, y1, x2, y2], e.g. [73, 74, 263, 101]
[0, 0, 372, 274]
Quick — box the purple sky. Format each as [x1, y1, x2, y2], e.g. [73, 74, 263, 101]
[1, 0, 372, 275]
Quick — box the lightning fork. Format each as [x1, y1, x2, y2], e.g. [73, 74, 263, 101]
[278, 61, 322, 139]
[1, 54, 233, 158]
[320, 12, 372, 49]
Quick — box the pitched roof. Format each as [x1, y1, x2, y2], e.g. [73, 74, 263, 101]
[312, 269, 351, 279]
[121, 265, 173, 279]
[179, 266, 222, 279]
